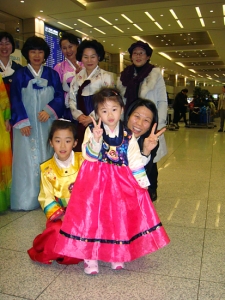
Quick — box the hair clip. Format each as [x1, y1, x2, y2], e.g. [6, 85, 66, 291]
[58, 118, 71, 122]
[111, 90, 118, 96]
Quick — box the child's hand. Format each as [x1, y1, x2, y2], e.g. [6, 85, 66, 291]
[38, 110, 50, 122]
[143, 123, 166, 156]
[20, 126, 32, 137]
[91, 117, 103, 143]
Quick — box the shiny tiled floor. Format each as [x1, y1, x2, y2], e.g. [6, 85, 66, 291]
[1, 119, 225, 300]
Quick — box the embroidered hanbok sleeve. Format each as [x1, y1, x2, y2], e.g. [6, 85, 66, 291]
[82, 126, 102, 161]
[38, 166, 65, 221]
[127, 134, 150, 188]
[43, 69, 64, 119]
[10, 69, 30, 128]
[0, 76, 10, 120]
[69, 74, 83, 120]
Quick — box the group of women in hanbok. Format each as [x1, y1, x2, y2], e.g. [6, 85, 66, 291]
[0, 30, 170, 272]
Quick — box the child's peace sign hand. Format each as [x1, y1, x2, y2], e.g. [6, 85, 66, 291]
[142, 123, 166, 156]
[91, 117, 103, 142]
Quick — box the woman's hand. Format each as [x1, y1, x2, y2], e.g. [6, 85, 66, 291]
[20, 126, 32, 137]
[91, 117, 103, 143]
[38, 111, 50, 122]
[5, 120, 11, 132]
[142, 123, 166, 156]
[78, 114, 92, 127]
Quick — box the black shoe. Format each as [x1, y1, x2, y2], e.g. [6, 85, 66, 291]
[218, 129, 223, 132]
[149, 189, 157, 202]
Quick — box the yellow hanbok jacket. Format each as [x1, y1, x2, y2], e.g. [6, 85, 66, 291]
[38, 152, 83, 220]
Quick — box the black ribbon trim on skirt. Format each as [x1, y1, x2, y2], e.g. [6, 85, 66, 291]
[59, 222, 162, 245]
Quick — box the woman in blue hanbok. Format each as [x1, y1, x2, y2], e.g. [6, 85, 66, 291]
[10, 36, 64, 211]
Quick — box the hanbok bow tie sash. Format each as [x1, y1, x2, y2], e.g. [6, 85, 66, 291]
[77, 79, 91, 115]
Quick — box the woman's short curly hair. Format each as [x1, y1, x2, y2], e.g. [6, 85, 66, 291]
[0, 32, 15, 53]
[59, 32, 80, 48]
[76, 39, 105, 62]
[21, 36, 50, 63]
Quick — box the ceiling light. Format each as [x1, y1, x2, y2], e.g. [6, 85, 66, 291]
[93, 28, 106, 34]
[145, 12, 155, 21]
[57, 22, 73, 29]
[169, 9, 178, 19]
[177, 20, 184, 28]
[76, 0, 87, 6]
[20, 0, 24, 2]
[75, 30, 88, 36]
[77, 19, 92, 27]
[176, 62, 185, 67]
[40, 10, 43, 12]
[113, 26, 124, 33]
[223, 5, 225, 15]
[189, 69, 196, 73]
[200, 18, 205, 27]
[99, 16, 112, 25]
[210, 10, 213, 12]
[155, 22, 163, 30]
[214, 74, 219, 77]
[121, 14, 133, 23]
[195, 7, 202, 18]
[132, 36, 153, 49]
[212, 21, 216, 23]
[133, 24, 143, 31]
[159, 52, 172, 60]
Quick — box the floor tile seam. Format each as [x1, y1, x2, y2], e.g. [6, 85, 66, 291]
[0, 291, 31, 300]
[33, 266, 69, 300]
[126, 268, 201, 282]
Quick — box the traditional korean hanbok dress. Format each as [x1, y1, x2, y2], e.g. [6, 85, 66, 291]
[28, 152, 83, 264]
[55, 122, 170, 262]
[0, 75, 12, 211]
[54, 59, 83, 121]
[69, 66, 114, 151]
[10, 64, 64, 211]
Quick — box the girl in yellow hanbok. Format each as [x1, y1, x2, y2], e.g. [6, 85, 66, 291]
[0, 74, 12, 211]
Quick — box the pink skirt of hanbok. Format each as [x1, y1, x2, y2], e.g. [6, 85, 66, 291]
[55, 160, 170, 262]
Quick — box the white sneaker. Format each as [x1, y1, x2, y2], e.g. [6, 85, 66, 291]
[111, 262, 125, 270]
[84, 259, 99, 275]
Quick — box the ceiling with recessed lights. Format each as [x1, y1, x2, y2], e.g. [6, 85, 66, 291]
[0, 0, 225, 84]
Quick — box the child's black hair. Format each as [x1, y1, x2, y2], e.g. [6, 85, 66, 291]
[48, 120, 78, 142]
[93, 87, 124, 115]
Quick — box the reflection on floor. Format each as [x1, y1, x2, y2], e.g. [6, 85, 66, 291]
[1, 120, 225, 300]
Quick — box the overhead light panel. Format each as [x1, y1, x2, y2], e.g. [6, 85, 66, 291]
[155, 22, 163, 30]
[57, 22, 73, 29]
[77, 19, 92, 27]
[133, 24, 143, 31]
[93, 28, 106, 34]
[195, 7, 202, 18]
[145, 12, 155, 21]
[188, 69, 196, 73]
[200, 18, 205, 27]
[75, 29, 88, 36]
[177, 20, 184, 28]
[132, 36, 153, 49]
[121, 14, 133, 23]
[113, 26, 124, 33]
[159, 52, 172, 60]
[169, 9, 178, 19]
[99, 16, 112, 25]
[176, 62, 186, 67]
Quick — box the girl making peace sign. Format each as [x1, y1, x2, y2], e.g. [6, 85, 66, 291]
[55, 88, 169, 275]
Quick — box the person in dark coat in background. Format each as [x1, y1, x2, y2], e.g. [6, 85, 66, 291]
[172, 88, 188, 129]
